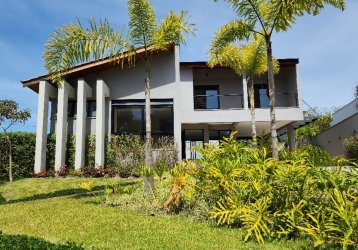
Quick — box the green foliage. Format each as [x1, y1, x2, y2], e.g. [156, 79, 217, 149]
[211, 0, 345, 160]
[0, 232, 84, 250]
[343, 134, 358, 160]
[0, 132, 36, 181]
[295, 112, 333, 146]
[167, 132, 358, 249]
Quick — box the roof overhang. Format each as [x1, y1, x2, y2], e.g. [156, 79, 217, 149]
[21, 43, 175, 93]
[180, 58, 299, 69]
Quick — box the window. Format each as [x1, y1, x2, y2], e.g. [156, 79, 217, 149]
[86, 101, 96, 117]
[67, 101, 77, 117]
[115, 107, 143, 134]
[252, 83, 270, 108]
[55, 100, 97, 118]
[194, 85, 219, 109]
[112, 99, 173, 136]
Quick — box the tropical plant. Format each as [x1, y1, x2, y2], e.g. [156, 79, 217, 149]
[212, 0, 346, 160]
[0, 100, 31, 182]
[43, 0, 196, 192]
[208, 33, 279, 145]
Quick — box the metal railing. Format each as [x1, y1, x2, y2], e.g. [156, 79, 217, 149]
[193, 93, 298, 110]
[250, 93, 298, 108]
[194, 94, 244, 109]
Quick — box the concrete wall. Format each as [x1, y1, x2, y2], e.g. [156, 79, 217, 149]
[311, 100, 358, 157]
[331, 99, 358, 127]
[253, 65, 299, 107]
[193, 68, 243, 109]
[311, 113, 358, 157]
[180, 65, 303, 124]
[50, 50, 176, 135]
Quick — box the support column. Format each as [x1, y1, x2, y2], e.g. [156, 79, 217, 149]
[95, 79, 110, 167]
[34, 80, 57, 173]
[287, 124, 296, 151]
[203, 124, 209, 144]
[173, 44, 182, 161]
[55, 81, 75, 170]
[75, 79, 92, 170]
[242, 72, 248, 110]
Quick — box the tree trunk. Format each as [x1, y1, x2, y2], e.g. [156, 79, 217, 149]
[144, 62, 154, 193]
[4, 131, 13, 182]
[266, 37, 279, 160]
[247, 75, 257, 146]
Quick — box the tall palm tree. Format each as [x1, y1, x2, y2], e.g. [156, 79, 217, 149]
[43, 0, 195, 192]
[208, 34, 278, 145]
[212, 0, 345, 160]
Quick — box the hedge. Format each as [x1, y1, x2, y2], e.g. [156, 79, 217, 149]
[0, 132, 178, 182]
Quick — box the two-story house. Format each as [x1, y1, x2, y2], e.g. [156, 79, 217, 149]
[22, 44, 303, 172]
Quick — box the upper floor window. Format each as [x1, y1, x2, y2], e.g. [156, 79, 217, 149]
[194, 85, 220, 109]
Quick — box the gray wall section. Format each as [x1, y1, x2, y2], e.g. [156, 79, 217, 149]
[311, 113, 358, 157]
[193, 68, 243, 109]
[253, 65, 298, 107]
[50, 50, 176, 135]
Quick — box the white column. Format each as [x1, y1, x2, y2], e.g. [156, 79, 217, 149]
[75, 79, 92, 170]
[173, 44, 182, 161]
[95, 79, 110, 167]
[287, 124, 296, 151]
[34, 80, 57, 173]
[242, 72, 248, 110]
[55, 81, 75, 170]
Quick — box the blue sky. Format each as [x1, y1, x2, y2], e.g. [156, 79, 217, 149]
[1, 0, 358, 132]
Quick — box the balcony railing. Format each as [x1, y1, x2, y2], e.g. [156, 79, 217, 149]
[193, 93, 298, 110]
[250, 93, 298, 108]
[194, 94, 244, 109]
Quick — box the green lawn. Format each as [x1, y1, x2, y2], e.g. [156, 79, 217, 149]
[0, 178, 315, 250]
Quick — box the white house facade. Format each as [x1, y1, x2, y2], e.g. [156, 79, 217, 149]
[22, 44, 304, 172]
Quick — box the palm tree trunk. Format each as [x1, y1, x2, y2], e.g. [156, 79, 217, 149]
[266, 37, 279, 160]
[144, 62, 154, 193]
[247, 75, 257, 145]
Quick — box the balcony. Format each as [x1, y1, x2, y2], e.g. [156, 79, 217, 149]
[193, 92, 298, 110]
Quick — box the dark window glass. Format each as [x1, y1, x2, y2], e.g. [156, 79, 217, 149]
[149, 107, 173, 133]
[194, 85, 219, 109]
[219, 130, 231, 140]
[112, 100, 174, 136]
[68, 101, 77, 117]
[115, 107, 143, 134]
[252, 84, 270, 108]
[87, 101, 96, 117]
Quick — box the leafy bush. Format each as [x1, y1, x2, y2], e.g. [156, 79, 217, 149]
[0, 132, 36, 181]
[343, 134, 358, 160]
[163, 132, 358, 249]
[1, 132, 178, 181]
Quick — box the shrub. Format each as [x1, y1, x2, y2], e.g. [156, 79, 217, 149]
[343, 134, 358, 160]
[0, 132, 36, 181]
[163, 132, 358, 249]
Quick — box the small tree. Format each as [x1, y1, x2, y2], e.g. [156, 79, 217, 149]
[0, 100, 31, 182]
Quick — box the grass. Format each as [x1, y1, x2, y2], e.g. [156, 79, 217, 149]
[0, 178, 318, 250]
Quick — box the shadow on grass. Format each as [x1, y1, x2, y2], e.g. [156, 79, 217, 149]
[0, 180, 140, 205]
[0, 186, 106, 205]
[0, 231, 84, 249]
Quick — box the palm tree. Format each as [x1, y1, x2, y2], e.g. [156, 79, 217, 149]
[208, 34, 278, 145]
[212, 0, 345, 160]
[43, 0, 195, 192]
